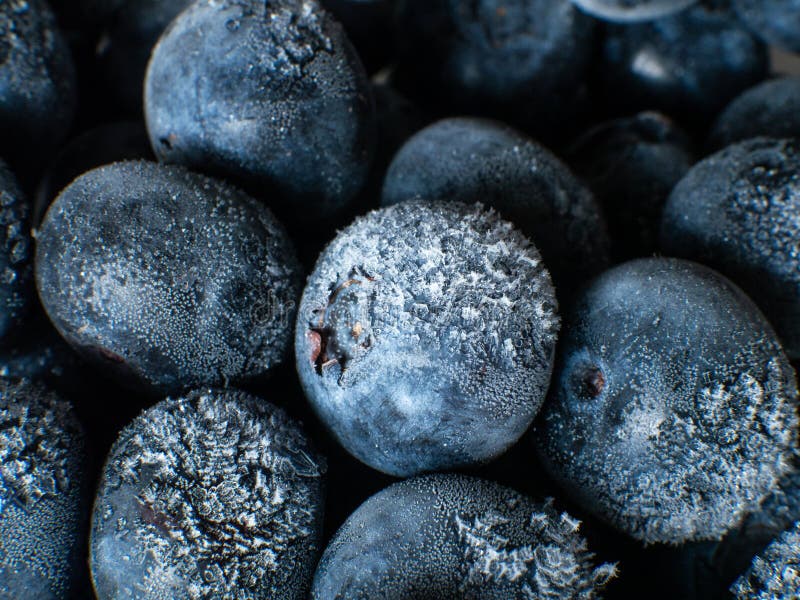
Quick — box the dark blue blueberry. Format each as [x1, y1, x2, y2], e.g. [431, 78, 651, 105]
[0, 379, 90, 600]
[392, 0, 596, 144]
[536, 258, 799, 545]
[35, 161, 302, 395]
[598, 5, 768, 125]
[707, 77, 800, 152]
[145, 0, 376, 224]
[660, 138, 800, 359]
[90, 388, 326, 600]
[381, 117, 610, 290]
[733, 0, 800, 54]
[312, 473, 617, 599]
[730, 521, 800, 598]
[570, 0, 697, 22]
[320, 0, 394, 73]
[567, 111, 694, 259]
[295, 200, 559, 477]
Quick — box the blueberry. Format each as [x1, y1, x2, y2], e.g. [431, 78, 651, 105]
[35, 160, 302, 394]
[598, 5, 768, 124]
[295, 200, 559, 477]
[0, 0, 77, 171]
[536, 257, 799, 545]
[145, 0, 375, 224]
[570, 0, 697, 22]
[89, 388, 326, 600]
[312, 473, 617, 599]
[707, 77, 800, 152]
[660, 138, 800, 360]
[0, 379, 89, 599]
[732, 0, 800, 54]
[567, 112, 693, 259]
[320, 0, 394, 73]
[392, 0, 596, 143]
[381, 117, 610, 290]
[730, 521, 800, 599]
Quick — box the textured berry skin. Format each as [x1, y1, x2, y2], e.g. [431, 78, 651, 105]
[0, 379, 89, 600]
[569, 0, 697, 22]
[537, 258, 799, 545]
[312, 474, 616, 599]
[732, 0, 800, 54]
[381, 117, 610, 291]
[731, 521, 800, 599]
[35, 161, 302, 395]
[295, 201, 559, 477]
[145, 0, 375, 223]
[660, 138, 800, 360]
[90, 388, 326, 600]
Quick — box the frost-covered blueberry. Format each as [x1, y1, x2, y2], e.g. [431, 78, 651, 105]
[536, 258, 799, 545]
[312, 473, 616, 599]
[90, 388, 326, 600]
[660, 138, 800, 360]
[567, 112, 693, 259]
[145, 0, 375, 223]
[731, 521, 800, 599]
[381, 118, 610, 290]
[35, 161, 302, 394]
[732, 0, 800, 54]
[707, 77, 800, 152]
[569, 0, 697, 22]
[0, 379, 89, 599]
[295, 201, 559, 477]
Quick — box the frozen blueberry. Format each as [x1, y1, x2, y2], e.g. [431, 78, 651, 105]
[537, 258, 799, 545]
[381, 118, 610, 290]
[567, 112, 693, 259]
[0, 379, 89, 599]
[392, 0, 596, 143]
[320, 0, 394, 73]
[90, 388, 326, 600]
[707, 77, 800, 152]
[295, 201, 559, 477]
[145, 0, 375, 223]
[598, 5, 768, 124]
[35, 161, 302, 394]
[312, 473, 617, 599]
[730, 521, 800, 599]
[0, 0, 77, 170]
[732, 0, 800, 54]
[660, 138, 800, 360]
[569, 0, 697, 22]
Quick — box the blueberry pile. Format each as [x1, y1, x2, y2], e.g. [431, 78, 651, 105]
[1, 0, 800, 598]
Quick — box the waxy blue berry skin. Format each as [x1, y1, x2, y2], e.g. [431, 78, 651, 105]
[570, 0, 697, 22]
[537, 258, 799, 546]
[732, 0, 800, 54]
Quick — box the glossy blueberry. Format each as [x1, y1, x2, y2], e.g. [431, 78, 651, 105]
[320, 0, 394, 73]
[90, 388, 326, 600]
[567, 112, 693, 259]
[393, 0, 595, 143]
[537, 258, 799, 545]
[35, 161, 302, 394]
[145, 0, 375, 223]
[296, 201, 559, 477]
[660, 138, 800, 360]
[381, 117, 610, 290]
[0, 379, 89, 600]
[570, 0, 697, 22]
[733, 0, 800, 54]
[312, 473, 617, 599]
[598, 5, 768, 124]
[731, 521, 800, 599]
[707, 77, 800, 152]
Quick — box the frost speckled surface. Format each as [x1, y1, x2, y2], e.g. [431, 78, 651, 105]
[90, 389, 326, 600]
[537, 258, 799, 545]
[731, 521, 800, 599]
[312, 474, 616, 599]
[296, 201, 559, 476]
[35, 160, 302, 394]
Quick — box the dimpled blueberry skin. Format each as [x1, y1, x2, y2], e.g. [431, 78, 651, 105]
[570, 0, 697, 22]
[313, 474, 616, 599]
[90, 388, 326, 600]
[145, 0, 375, 222]
[296, 201, 559, 477]
[708, 77, 800, 152]
[731, 521, 800, 599]
[381, 118, 610, 291]
[0, 379, 89, 600]
[660, 138, 800, 360]
[0, 0, 76, 166]
[536, 258, 799, 545]
[733, 0, 800, 54]
[35, 161, 302, 394]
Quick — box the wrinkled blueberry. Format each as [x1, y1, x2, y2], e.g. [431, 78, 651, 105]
[90, 388, 326, 600]
[382, 117, 610, 290]
[296, 201, 559, 477]
[320, 0, 394, 73]
[730, 521, 800, 599]
[570, 0, 697, 22]
[145, 0, 375, 223]
[660, 138, 800, 359]
[35, 161, 302, 394]
[0, 379, 89, 599]
[537, 258, 799, 545]
[732, 0, 800, 54]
